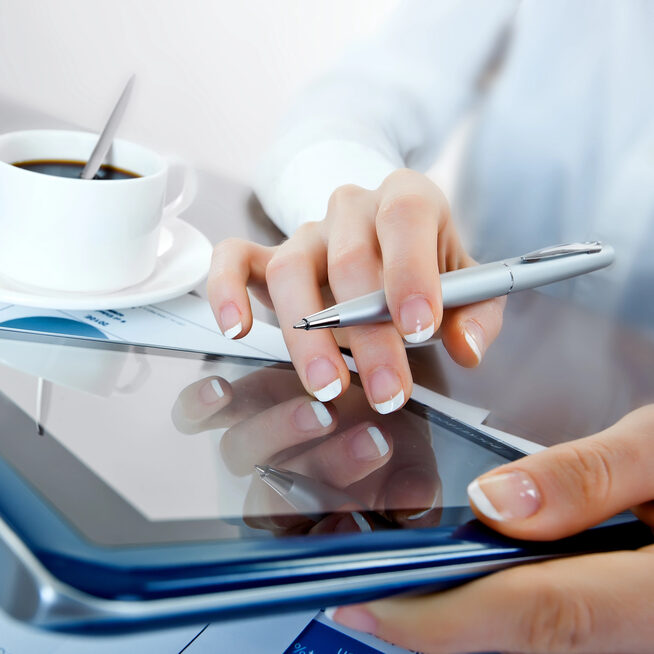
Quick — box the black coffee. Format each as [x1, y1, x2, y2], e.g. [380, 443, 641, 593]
[12, 159, 140, 180]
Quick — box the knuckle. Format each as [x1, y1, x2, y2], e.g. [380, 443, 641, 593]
[292, 220, 321, 240]
[328, 241, 378, 281]
[518, 571, 595, 651]
[628, 403, 654, 428]
[328, 184, 365, 211]
[211, 237, 244, 267]
[377, 193, 435, 231]
[383, 167, 419, 186]
[265, 246, 311, 285]
[559, 440, 614, 507]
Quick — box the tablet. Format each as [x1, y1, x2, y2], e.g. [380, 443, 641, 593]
[0, 330, 649, 632]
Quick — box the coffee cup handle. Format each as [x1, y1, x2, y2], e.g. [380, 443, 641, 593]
[162, 157, 198, 223]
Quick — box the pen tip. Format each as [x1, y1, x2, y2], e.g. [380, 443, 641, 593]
[254, 464, 267, 477]
[293, 319, 308, 330]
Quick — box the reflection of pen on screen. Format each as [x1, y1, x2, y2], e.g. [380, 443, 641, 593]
[255, 464, 383, 532]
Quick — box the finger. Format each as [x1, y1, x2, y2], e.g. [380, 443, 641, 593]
[331, 545, 654, 653]
[326, 187, 411, 414]
[309, 511, 375, 535]
[207, 238, 276, 339]
[632, 500, 654, 527]
[281, 420, 392, 488]
[243, 422, 392, 526]
[466, 404, 654, 540]
[174, 366, 307, 434]
[266, 223, 350, 402]
[171, 376, 233, 434]
[375, 410, 441, 525]
[375, 175, 445, 344]
[440, 295, 506, 367]
[220, 396, 337, 476]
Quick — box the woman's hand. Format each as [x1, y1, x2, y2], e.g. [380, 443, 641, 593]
[330, 405, 654, 654]
[208, 169, 505, 413]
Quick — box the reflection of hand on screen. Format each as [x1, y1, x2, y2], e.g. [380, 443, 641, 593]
[171, 366, 443, 535]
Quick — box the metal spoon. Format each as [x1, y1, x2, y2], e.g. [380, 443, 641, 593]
[80, 74, 135, 180]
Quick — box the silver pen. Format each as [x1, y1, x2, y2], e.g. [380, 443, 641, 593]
[255, 464, 362, 517]
[293, 241, 614, 330]
[255, 464, 394, 531]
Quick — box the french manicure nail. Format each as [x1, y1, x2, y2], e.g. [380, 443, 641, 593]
[324, 607, 338, 621]
[463, 320, 484, 363]
[369, 367, 404, 414]
[306, 357, 342, 402]
[199, 378, 224, 404]
[400, 295, 435, 344]
[293, 400, 333, 431]
[220, 302, 242, 339]
[348, 425, 390, 461]
[467, 471, 541, 521]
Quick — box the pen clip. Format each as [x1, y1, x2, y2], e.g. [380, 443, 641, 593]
[520, 241, 603, 263]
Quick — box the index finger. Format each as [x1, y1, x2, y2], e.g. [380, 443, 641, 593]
[266, 223, 350, 402]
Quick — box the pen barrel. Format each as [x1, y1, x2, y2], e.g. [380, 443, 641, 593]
[286, 477, 364, 515]
[440, 262, 514, 308]
[508, 246, 615, 292]
[307, 245, 615, 328]
[326, 290, 392, 326]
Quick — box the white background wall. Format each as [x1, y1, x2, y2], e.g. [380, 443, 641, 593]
[0, 0, 398, 183]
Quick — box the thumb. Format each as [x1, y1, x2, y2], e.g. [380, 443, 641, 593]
[467, 404, 654, 540]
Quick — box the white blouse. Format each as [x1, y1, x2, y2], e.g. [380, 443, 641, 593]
[255, 0, 654, 333]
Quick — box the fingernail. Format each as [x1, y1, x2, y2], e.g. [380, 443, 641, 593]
[330, 606, 378, 635]
[400, 295, 435, 343]
[293, 400, 333, 431]
[199, 378, 224, 404]
[324, 607, 338, 621]
[306, 358, 342, 402]
[369, 367, 404, 414]
[463, 320, 484, 364]
[467, 471, 541, 521]
[219, 302, 242, 339]
[348, 425, 389, 461]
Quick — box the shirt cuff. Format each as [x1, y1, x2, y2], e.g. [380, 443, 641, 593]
[254, 139, 399, 235]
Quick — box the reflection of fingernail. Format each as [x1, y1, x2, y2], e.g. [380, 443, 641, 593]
[199, 378, 224, 404]
[350, 511, 372, 532]
[333, 512, 370, 533]
[406, 484, 442, 520]
[406, 507, 433, 520]
[294, 400, 332, 431]
[463, 320, 484, 364]
[400, 295, 435, 343]
[330, 606, 378, 635]
[467, 471, 541, 521]
[306, 358, 342, 402]
[369, 367, 404, 414]
[219, 302, 242, 339]
[349, 425, 389, 461]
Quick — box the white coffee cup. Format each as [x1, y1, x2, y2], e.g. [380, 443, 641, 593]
[0, 129, 195, 294]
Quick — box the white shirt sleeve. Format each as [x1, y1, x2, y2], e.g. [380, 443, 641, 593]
[254, 0, 519, 235]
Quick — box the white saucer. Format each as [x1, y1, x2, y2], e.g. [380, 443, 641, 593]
[0, 218, 213, 310]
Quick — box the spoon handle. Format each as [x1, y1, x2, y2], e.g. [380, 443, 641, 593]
[81, 74, 135, 180]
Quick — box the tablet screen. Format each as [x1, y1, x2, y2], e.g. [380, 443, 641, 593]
[0, 333, 520, 547]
